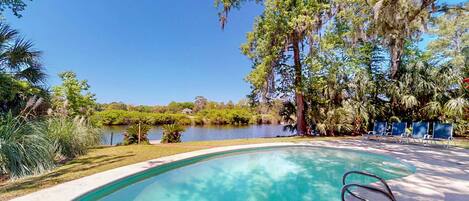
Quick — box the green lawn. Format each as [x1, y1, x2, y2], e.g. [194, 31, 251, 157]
[0, 136, 348, 200]
[1, 136, 467, 201]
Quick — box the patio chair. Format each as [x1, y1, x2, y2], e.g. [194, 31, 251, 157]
[385, 122, 407, 143]
[428, 122, 454, 148]
[408, 121, 430, 144]
[363, 121, 387, 140]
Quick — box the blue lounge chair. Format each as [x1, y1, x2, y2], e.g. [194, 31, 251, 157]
[408, 122, 430, 144]
[385, 122, 407, 143]
[429, 122, 454, 148]
[364, 121, 387, 140]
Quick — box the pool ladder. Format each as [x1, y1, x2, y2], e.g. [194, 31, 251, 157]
[341, 171, 396, 201]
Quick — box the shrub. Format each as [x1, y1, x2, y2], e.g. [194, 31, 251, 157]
[92, 110, 192, 126]
[197, 109, 254, 125]
[35, 116, 101, 159]
[92, 109, 273, 126]
[0, 113, 55, 178]
[191, 116, 204, 125]
[123, 123, 152, 145]
[161, 124, 185, 143]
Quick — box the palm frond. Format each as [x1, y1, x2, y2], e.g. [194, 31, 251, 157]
[15, 63, 46, 84]
[0, 23, 18, 47]
[444, 97, 468, 117]
[4, 38, 41, 71]
[400, 95, 419, 109]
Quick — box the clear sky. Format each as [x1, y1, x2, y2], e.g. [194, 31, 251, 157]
[5, 0, 465, 105]
[6, 0, 263, 105]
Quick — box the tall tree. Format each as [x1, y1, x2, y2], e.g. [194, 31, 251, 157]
[428, 2, 468, 75]
[51, 71, 96, 117]
[194, 96, 208, 112]
[367, 0, 466, 79]
[369, 0, 435, 79]
[216, 0, 332, 135]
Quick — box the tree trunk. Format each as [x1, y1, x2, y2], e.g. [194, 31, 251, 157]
[390, 38, 404, 79]
[292, 34, 308, 135]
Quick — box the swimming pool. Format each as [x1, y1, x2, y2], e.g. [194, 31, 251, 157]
[76, 146, 415, 201]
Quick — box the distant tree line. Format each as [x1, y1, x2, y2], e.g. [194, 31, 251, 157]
[93, 97, 283, 126]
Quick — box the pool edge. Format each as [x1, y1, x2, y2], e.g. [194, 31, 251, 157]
[11, 141, 417, 201]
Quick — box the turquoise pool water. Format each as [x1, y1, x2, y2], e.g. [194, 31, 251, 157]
[77, 146, 415, 201]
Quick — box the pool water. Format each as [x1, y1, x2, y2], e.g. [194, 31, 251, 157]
[77, 146, 415, 201]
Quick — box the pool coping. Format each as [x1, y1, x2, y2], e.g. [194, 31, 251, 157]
[11, 140, 469, 201]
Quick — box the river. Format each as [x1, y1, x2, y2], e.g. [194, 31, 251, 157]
[101, 124, 295, 145]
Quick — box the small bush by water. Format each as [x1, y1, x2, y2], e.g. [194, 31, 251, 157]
[123, 123, 151, 145]
[161, 124, 185, 143]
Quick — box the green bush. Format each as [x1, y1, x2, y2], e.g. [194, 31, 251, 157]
[161, 124, 185, 143]
[92, 109, 264, 126]
[92, 110, 192, 126]
[123, 123, 152, 145]
[35, 116, 101, 159]
[191, 116, 204, 125]
[197, 109, 254, 125]
[0, 114, 55, 178]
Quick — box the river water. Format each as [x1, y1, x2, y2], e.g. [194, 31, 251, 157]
[101, 124, 294, 145]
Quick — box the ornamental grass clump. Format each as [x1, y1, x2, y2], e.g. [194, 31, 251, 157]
[34, 116, 101, 160]
[161, 124, 185, 143]
[0, 113, 55, 178]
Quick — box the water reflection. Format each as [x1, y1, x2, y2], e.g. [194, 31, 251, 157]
[100, 125, 294, 145]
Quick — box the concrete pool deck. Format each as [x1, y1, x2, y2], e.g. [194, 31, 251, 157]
[11, 140, 469, 201]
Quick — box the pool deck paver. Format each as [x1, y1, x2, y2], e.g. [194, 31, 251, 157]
[11, 140, 469, 201]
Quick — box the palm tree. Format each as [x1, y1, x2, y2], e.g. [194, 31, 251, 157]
[0, 23, 45, 84]
[0, 23, 46, 114]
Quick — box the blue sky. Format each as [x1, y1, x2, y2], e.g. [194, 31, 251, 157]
[5, 0, 465, 105]
[6, 0, 263, 105]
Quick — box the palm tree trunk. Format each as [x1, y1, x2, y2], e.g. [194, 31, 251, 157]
[292, 34, 308, 135]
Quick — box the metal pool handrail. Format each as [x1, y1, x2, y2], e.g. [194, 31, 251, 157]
[341, 183, 396, 201]
[341, 170, 396, 201]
